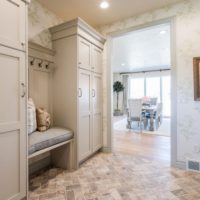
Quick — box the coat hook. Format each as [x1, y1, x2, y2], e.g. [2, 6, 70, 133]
[45, 62, 50, 69]
[30, 58, 35, 66]
[38, 60, 43, 68]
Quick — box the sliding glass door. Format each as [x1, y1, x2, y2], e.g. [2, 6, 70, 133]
[129, 78, 145, 99]
[129, 73, 171, 117]
[146, 77, 161, 102]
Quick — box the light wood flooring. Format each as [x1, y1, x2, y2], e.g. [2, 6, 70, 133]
[29, 129, 200, 200]
[114, 130, 170, 164]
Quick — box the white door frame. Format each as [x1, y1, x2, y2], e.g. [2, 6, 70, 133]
[105, 17, 179, 168]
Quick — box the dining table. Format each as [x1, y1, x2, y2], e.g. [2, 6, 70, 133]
[142, 105, 158, 131]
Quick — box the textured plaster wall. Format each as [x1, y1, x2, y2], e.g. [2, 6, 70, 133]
[28, 0, 63, 49]
[99, 0, 200, 163]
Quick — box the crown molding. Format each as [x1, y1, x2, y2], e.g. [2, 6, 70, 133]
[50, 17, 106, 45]
[28, 42, 55, 56]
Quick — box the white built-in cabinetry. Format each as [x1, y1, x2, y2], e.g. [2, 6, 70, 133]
[0, 0, 29, 199]
[50, 18, 105, 166]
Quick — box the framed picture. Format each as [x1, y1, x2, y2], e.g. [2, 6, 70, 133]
[193, 57, 200, 101]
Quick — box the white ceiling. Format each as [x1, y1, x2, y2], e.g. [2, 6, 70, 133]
[112, 23, 171, 73]
[37, 0, 182, 27]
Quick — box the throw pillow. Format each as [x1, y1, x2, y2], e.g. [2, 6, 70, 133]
[27, 98, 37, 134]
[36, 108, 51, 132]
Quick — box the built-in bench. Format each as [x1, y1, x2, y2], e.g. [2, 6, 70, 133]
[28, 127, 74, 170]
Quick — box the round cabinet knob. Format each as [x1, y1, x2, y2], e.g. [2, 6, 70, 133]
[21, 42, 25, 46]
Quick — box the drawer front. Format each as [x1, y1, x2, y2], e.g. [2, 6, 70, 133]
[0, 0, 26, 51]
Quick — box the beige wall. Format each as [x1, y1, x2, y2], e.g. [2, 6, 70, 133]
[100, 0, 200, 163]
[28, 0, 63, 49]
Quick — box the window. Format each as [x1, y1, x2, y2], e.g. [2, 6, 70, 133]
[146, 77, 161, 102]
[129, 78, 144, 99]
[128, 74, 171, 117]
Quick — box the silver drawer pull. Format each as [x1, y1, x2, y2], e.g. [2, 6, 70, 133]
[21, 83, 26, 98]
[92, 89, 95, 97]
[78, 88, 82, 97]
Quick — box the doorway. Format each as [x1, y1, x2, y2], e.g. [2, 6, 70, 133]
[107, 18, 176, 166]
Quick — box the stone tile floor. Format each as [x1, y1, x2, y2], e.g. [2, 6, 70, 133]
[29, 152, 200, 200]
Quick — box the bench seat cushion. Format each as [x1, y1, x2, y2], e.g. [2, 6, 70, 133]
[29, 127, 73, 155]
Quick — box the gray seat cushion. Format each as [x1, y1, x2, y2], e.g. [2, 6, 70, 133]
[29, 127, 73, 155]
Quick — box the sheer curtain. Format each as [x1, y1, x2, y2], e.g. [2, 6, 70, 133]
[122, 75, 128, 113]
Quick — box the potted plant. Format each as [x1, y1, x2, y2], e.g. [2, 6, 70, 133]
[113, 81, 124, 116]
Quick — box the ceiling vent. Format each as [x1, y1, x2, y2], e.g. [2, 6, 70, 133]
[186, 159, 200, 173]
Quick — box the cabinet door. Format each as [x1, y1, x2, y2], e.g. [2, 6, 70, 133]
[0, 0, 26, 51]
[0, 46, 26, 200]
[78, 69, 92, 162]
[78, 37, 91, 71]
[92, 45, 103, 74]
[92, 73, 103, 152]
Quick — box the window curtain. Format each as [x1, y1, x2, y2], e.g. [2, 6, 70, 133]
[122, 75, 128, 113]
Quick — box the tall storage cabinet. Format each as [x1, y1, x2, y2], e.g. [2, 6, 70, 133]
[0, 0, 29, 199]
[50, 18, 105, 167]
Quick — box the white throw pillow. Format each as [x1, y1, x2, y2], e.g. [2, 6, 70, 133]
[27, 98, 37, 134]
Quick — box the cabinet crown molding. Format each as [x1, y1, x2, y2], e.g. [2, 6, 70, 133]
[49, 17, 106, 46]
[29, 42, 55, 56]
[21, 0, 30, 4]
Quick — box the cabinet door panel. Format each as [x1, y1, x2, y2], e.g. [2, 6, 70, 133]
[78, 69, 92, 161]
[92, 46, 102, 74]
[0, 46, 26, 200]
[78, 37, 91, 71]
[92, 74, 102, 152]
[0, 0, 26, 51]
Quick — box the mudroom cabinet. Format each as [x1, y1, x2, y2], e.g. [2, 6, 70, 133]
[0, 0, 29, 200]
[50, 18, 105, 166]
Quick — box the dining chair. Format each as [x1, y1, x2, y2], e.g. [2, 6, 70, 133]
[145, 102, 163, 130]
[150, 97, 158, 106]
[126, 99, 145, 132]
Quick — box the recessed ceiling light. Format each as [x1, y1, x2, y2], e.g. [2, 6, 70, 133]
[100, 1, 109, 9]
[160, 30, 166, 34]
[121, 63, 125, 66]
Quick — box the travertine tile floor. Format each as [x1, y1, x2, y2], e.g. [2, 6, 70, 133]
[29, 130, 200, 200]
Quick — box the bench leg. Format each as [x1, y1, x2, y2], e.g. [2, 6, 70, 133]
[51, 142, 73, 171]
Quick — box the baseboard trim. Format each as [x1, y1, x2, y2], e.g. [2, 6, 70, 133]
[172, 161, 186, 170]
[101, 146, 112, 153]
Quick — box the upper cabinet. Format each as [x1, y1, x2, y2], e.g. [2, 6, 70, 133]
[93, 45, 103, 74]
[0, 0, 26, 51]
[50, 17, 106, 73]
[78, 38, 103, 74]
[78, 37, 91, 71]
